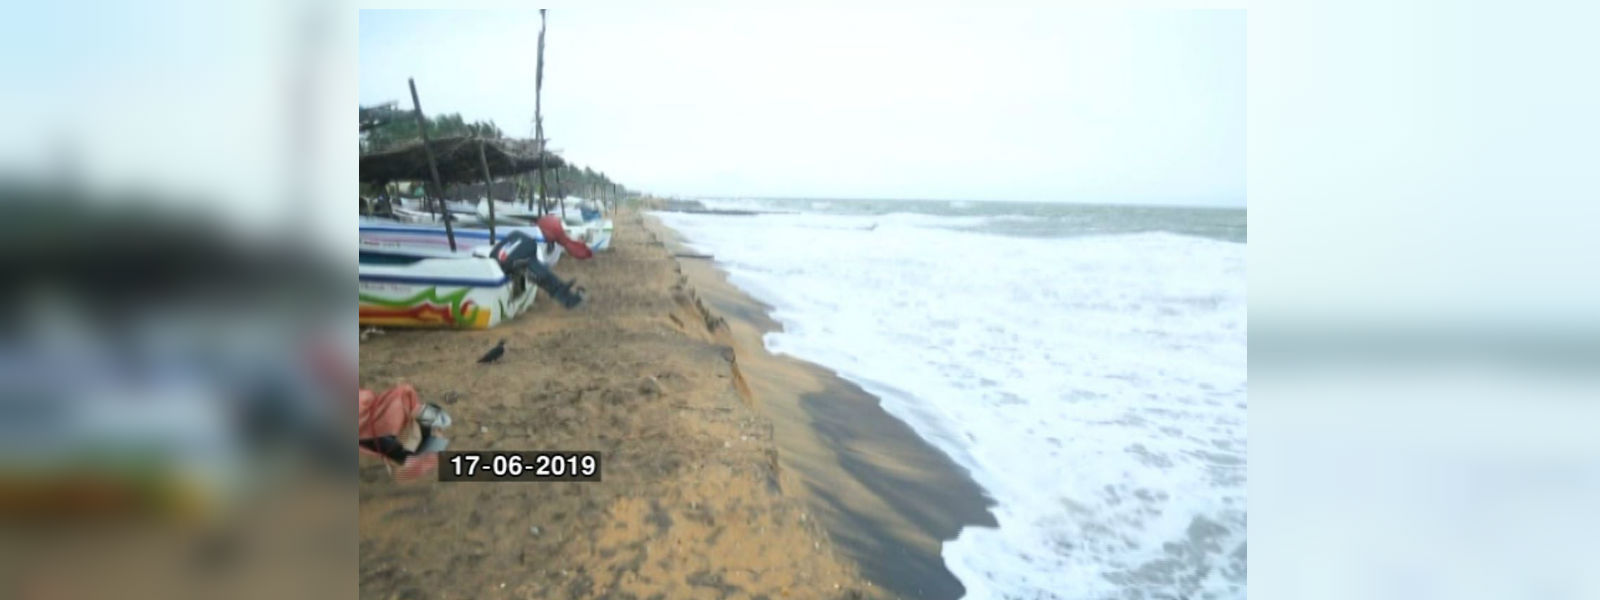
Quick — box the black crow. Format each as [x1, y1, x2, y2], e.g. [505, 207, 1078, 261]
[477, 338, 507, 364]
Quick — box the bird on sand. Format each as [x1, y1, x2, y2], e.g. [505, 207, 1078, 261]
[477, 339, 507, 364]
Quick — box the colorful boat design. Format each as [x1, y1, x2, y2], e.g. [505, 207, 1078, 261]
[358, 251, 538, 329]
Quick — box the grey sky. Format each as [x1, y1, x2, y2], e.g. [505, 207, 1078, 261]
[360, 8, 1243, 206]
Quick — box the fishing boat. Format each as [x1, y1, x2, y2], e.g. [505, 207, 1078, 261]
[476, 198, 609, 251]
[358, 249, 538, 329]
[585, 218, 614, 251]
[570, 199, 614, 251]
[390, 205, 485, 227]
[443, 199, 480, 214]
[562, 209, 612, 251]
[359, 219, 562, 263]
[475, 198, 542, 224]
[553, 199, 612, 251]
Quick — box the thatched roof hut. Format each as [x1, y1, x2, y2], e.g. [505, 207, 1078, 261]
[359, 136, 565, 185]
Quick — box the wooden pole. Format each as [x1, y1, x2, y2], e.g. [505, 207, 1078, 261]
[477, 139, 497, 243]
[533, 9, 548, 215]
[552, 166, 564, 208]
[408, 77, 455, 251]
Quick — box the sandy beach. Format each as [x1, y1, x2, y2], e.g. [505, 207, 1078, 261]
[358, 213, 881, 600]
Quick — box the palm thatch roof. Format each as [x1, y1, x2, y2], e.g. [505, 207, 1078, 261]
[359, 136, 565, 185]
[359, 102, 402, 133]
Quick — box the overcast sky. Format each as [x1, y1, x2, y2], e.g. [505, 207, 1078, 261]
[360, 8, 1243, 206]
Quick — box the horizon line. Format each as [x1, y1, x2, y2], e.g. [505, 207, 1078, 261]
[662, 194, 1247, 210]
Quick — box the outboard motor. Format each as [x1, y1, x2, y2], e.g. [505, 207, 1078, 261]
[488, 231, 585, 309]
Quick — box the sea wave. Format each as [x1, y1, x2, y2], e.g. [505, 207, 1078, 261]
[656, 211, 1247, 599]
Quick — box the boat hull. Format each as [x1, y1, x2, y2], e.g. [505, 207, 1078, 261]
[358, 254, 538, 329]
[359, 219, 559, 264]
[470, 201, 611, 252]
[391, 206, 485, 227]
[587, 219, 614, 251]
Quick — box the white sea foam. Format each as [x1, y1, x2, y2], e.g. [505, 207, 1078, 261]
[697, 197, 772, 212]
[654, 210, 1247, 599]
[986, 214, 1044, 223]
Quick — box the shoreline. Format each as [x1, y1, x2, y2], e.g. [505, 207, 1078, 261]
[643, 214, 998, 600]
[358, 212, 877, 600]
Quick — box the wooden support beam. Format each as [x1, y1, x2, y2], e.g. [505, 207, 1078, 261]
[533, 9, 549, 216]
[407, 77, 455, 251]
[477, 138, 497, 243]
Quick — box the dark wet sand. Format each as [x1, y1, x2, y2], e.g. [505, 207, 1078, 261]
[645, 215, 997, 600]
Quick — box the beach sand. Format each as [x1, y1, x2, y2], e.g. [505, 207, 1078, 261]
[358, 213, 877, 600]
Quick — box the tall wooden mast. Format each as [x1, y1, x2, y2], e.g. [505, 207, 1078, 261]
[407, 77, 454, 251]
[533, 9, 549, 214]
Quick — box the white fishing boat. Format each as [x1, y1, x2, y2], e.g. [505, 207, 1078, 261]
[562, 218, 598, 250]
[476, 198, 611, 251]
[358, 249, 539, 330]
[556, 199, 612, 251]
[584, 219, 613, 251]
[359, 219, 563, 263]
[444, 199, 480, 214]
[390, 205, 485, 227]
[570, 199, 614, 251]
[475, 198, 542, 225]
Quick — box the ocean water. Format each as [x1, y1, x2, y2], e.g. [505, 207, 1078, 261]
[655, 198, 1247, 600]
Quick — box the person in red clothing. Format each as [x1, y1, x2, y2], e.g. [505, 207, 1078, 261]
[537, 214, 593, 259]
[357, 384, 450, 482]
